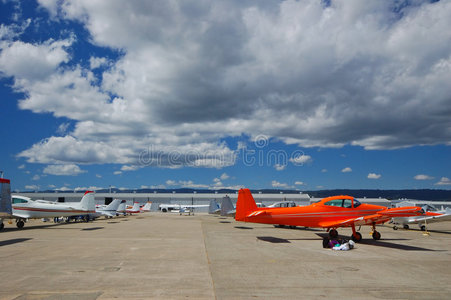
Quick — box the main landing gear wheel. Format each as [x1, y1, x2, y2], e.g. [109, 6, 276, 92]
[372, 231, 381, 240]
[16, 220, 25, 229]
[351, 232, 362, 242]
[403, 224, 409, 230]
[0, 223, 4, 230]
[420, 225, 426, 231]
[322, 237, 330, 248]
[329, 229, 338, 238]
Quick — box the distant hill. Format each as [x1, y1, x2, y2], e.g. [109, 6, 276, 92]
[304, 189, 451, 201]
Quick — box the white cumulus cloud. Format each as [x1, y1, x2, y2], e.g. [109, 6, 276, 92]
[435, 177, 451, 186]
[43, 164, 86, 176]
[367, 173, 381, 179]
[342, 167, 352, 173]
[271, 180, 289, 188]
[414, 174, 434, 180]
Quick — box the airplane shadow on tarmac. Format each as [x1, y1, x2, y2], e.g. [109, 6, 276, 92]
[314, 232, 442, 251]
[256, 233, 443, 251]
[0, 238, 32, 247]
[234, 226, 254, 230]
[1, 222, 105, 232]
[406, 228, 451, 235]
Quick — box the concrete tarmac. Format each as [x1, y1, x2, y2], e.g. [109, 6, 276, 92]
[1, 213, 450, 299]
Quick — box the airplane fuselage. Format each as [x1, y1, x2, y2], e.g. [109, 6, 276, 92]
[242, 202, 385, 228]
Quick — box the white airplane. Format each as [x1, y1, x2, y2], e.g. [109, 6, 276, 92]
[126, 202, 141, 214]
[116, 200, 127, 216]
[140, 201, 152, 212]
[0, 178, 13, 230]
[208, 199, 221, 214]
[266, 201, 297, 208]
[159, 203, 209, 215]
[392, 204, 451, 231]
[11, 191, 96, 228]
[220, 196, 236, 217]
[94, 199, 122, 218]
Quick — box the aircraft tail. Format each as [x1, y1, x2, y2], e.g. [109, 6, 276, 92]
[0, 178, 12, 216]
[235, 189, 258, 221]
[117, 200, 126, 215]
[141, 201, 152, 211]
[221, 196, 235, 216]
[79, 191, 95, 213]
[209, 199, 220, 214]
[105, 199, 121, 211]
[128, 202, 140, 213]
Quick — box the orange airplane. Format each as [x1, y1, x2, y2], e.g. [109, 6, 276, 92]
[235, 188, 429, 242]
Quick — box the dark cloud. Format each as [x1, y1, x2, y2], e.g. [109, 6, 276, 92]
[1, 0, 450, 167]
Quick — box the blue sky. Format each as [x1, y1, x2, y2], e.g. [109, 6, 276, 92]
[0, 0, 450, 192]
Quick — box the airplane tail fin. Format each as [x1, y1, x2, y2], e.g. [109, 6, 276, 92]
[0, 178, 12, 216]
[221, 195, 235, 216]
[79, 191, 95, 213]
[209, 199, 220, 214]
[128, 202, 140, 213]
[117, 200, 126, 215]
[105, 199, 121, 211]
[235, 189, 258, 221]
[141, 201, 152, 211]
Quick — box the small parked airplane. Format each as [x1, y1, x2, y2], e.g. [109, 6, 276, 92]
[0, 178, 13, 230]
[140, 201, 152, 212]
[220, 196, 235, 217]
[116, 200, 127, 216]
[126, 202, 141, 214]
[208, 196, 236, 216]
[94, 199, 122, 218]
[235, 188, 428, 242]
[391, 204, 450, 231]
[208, 199, 221, 214]
[11, 191, 96, 228]
[158, 203, 209, 214]
[267, 201, 297, 208]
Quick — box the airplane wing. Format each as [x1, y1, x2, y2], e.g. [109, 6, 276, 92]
[99, 211, 116, 217]
[12, 211, 30, 219]
[319, 214, 391, 228]
[405, 212, 451, 224]
[181, 205, 210, 208]
[319, 206, 425, 228]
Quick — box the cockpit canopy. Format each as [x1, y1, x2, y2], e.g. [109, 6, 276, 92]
[323, 198, 361, 208]
[12, 196, 31, 204]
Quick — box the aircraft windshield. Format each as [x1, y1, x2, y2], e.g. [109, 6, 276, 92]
[353, 198, 361, 208]
[343, 199, 353, 208]
[12, 197, 28, 204]
[324, 198, 360, 208]
[324, 199, 343, 207]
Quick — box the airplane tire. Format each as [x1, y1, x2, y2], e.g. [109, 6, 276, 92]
[372, 231, 381, 240]
[351, 232, 362, 242]
[0, 223, 4, 230]
[16, 220, 25, 229]
[322, 237, 330, 248]
[393, 226, 398, 230]
[162, 208, 167, 212]
[420, 225, 426, 231]
[329, 229, 338, 238]
[403, 224, 409, 230]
